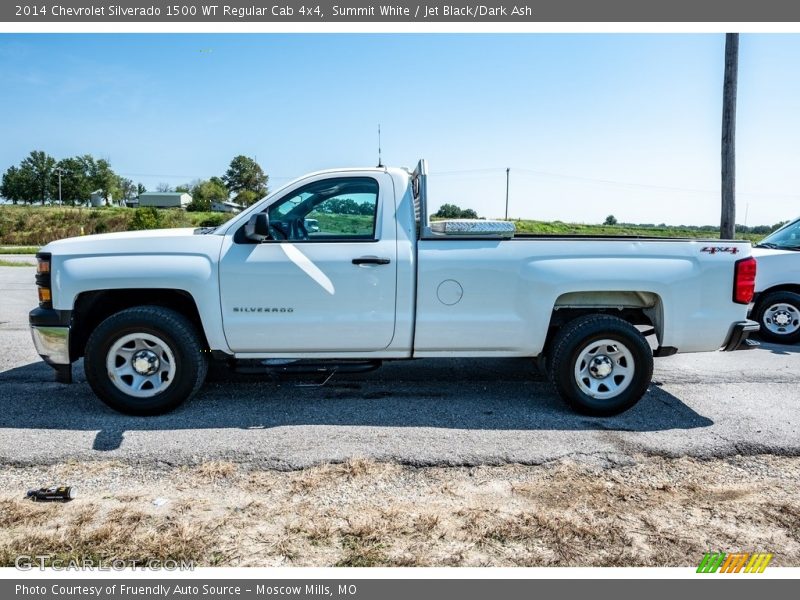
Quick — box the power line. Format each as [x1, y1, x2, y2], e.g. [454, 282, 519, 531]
[117, 172, 208, 179]
[428, 167, 799, 200]
[117, 167, 799, 201]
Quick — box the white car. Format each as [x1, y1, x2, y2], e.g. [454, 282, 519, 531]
[751, 217, 800, 344]
[304, 218, 320, 233]
[29, 160, 757, 416]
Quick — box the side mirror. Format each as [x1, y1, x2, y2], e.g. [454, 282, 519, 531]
[244, 213, 270, 242]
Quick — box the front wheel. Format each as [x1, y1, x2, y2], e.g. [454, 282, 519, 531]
[84, 306, 208, 415]
[549, 315, 653, 416]
[754, 291, 800, 345]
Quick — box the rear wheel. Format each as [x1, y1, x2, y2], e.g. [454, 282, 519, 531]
[84, 306, 208, 415]
[754, 291, 800, 345]
[549, 314, 653, 416]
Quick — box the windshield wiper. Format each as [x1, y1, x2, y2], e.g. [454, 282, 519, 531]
[755, 242, 800, 251]
[194, 226, 217, 235]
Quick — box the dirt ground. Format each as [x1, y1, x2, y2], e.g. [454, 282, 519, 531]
[1, 455, 798, 567]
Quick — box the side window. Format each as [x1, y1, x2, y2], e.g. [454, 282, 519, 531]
[266, 177, 379, 241]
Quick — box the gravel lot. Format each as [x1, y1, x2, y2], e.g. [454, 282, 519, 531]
[0, 254, 35, 264]
[1, 265, 798, 469]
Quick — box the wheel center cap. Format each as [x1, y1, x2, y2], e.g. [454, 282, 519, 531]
[589, 355, 614, 379]
[775, 312, 791, 326]
[132, 350, 160, 375]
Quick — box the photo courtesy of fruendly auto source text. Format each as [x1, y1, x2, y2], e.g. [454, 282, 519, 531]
[0, 0, 799, 597]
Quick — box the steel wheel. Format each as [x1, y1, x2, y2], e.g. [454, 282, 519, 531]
[573, 338, 634, 400]
[85, 306, 208, 415]
[549, 314, 653, 416]
[105, 332, 177, 398]
[762, 302, 800, 336]
[754, 291, 800, 345]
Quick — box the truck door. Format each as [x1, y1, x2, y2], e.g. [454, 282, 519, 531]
[218, 172, 398, 353]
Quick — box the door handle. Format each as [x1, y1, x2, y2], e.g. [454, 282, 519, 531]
[352, 256, 391, 265]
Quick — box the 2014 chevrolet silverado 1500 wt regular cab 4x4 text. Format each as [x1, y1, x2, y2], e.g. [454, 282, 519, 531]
[29, 160, 759, 416]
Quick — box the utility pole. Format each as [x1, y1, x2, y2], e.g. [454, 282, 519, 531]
[54, 166, 64, 204]
[721, 33, 739, 240]
[505, 168, 510, 220]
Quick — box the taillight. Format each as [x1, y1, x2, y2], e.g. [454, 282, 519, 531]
[733, 257, 756, 304]
[35, 252, 52, 308]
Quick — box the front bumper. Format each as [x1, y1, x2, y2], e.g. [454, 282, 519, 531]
[721, 319, 760, 351]
[29, 306, 72, 366]
[30, 325, 71, 365]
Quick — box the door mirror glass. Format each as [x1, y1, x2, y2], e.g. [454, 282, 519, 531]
[244, 213, 270, 242]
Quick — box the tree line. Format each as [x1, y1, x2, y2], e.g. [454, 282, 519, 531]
[0, 150, 269, 210]
[603, 213, 786, 235]
[433, 203, 479, 219]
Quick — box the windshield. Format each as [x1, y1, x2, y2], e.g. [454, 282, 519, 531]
[757, 219, 800, 250]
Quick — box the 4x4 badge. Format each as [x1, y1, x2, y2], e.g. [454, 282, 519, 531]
[701, 246, 739, 255]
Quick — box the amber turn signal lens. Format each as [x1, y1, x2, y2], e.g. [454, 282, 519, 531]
[38, 287, 51, 303]
[36, 259, 50, 273]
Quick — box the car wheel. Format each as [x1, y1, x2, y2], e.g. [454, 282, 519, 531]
[84, 306, 208, 415]
[754, 291, 800, 345]
[549, 314, 653, 416]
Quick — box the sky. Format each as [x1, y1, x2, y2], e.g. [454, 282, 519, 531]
[1, 33, 799, 226]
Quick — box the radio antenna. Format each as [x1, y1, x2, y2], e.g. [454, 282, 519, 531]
[377, 124, 383, 168]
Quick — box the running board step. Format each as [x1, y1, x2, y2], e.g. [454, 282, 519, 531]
[232, 359, 383, 375]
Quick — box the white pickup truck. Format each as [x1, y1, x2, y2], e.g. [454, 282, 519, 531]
[750, 216, 800, 344]
[30, 160, 758, 416]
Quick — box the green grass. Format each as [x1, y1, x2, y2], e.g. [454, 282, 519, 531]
[0, 246, 40, 254]
[0, 205, 771, 246]
[308, 212, 375, 236]
[508, 219, 765, 242]
[0, 259, 34, 267]
[0, 205, 231, 246]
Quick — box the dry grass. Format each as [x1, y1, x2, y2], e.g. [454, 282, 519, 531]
[1, 455, 799, 567]
[194, 460, 239, 482]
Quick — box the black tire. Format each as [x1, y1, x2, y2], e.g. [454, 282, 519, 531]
[754, 291, 800, 345]
[549, 314, 653, 416]
[84, 306, 208, 415]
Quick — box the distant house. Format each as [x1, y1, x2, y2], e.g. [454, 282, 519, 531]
[138, 192, 192, 209]
[211, 200, 243, 214]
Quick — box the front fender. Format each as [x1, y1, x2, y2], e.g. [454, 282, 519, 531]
[53, 251, 227, 352]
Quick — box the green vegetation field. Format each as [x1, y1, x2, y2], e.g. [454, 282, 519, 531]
[0, 205, 768, 249]
[510, 219, 765, 242]
[0, 205, 231, 247]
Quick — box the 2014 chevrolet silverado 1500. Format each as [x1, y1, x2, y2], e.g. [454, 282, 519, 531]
[750, 216, 800, 344]
[30, 160, 758, 416]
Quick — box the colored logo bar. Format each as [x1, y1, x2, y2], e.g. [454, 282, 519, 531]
[697, 552, 773, 573]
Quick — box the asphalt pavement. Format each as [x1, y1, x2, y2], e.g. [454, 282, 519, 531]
[1, 265, 798, 468]
[0, 254, 36, 264]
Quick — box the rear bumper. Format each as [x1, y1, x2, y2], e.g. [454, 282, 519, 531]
[29, 307, 72, 366]
[721, 319, 760, 352]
